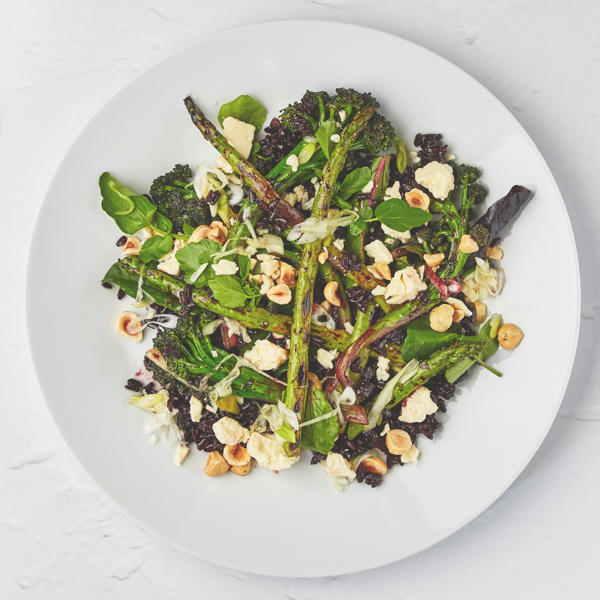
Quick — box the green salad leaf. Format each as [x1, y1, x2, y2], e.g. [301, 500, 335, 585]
[315, 119, 337, 159]
[395, 137, 408, 174]
[236, 254, 251, 280]
[301, 389, 338, 454]
[217, 94, 267, 130]
[374, 197, 431, 232]
[100, 172, 156, 234]
[175, 240, 221, 286]
[337, 167, 371, 201]
[208, 275, 249, 308]
[402, 316, 462, 362]
[139, 235, 173, 263]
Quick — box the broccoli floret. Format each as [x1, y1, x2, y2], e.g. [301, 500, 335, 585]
[454, 164, 481, 185]
[467, 183, 488, 204]
[149, 164, 209, 233]
[468, 223, 489, 247]
[280, 90, 331, 136]
[331, 88, 394, 155]
[415, 226, 434, 244]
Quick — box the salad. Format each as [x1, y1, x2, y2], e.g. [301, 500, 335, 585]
[100, 88, 530, 489]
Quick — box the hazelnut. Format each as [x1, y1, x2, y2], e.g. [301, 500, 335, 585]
[473, 301, 487, 325]
[145, 347, 167, 369]
[230, 461, 252, 476]
[122, 236, 142, 256]
[116, 311, 143, 343]
[359, 456, 388, 475]
[203, 451, 229, 477]
[497, 323, 524, 350]
[486, 245, 503, 260]
[207, 221, 228, 244]
[188, 225, 211, 243]
[223, 444, 251, 467]
[405, 188, 430, 211]
[423, 253, 444, 268]
[367, 262, 392, 280]
[278, 262, 297, 287]
[266, 283, 292, 304]
[429, 303, 454, 332]
[446, 297, 472, 323]
[307, 372, 322, 390]
[385, 429, 413, 455]
[318, 249, 329, 264]
[458, 234, 479, 254]
[323, 281, 341, 307]
[320, 300, 332, 312]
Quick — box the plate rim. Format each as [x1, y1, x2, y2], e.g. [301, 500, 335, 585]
[26, 19, 581, 577]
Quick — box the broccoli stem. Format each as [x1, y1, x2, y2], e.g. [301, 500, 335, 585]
[117, 256, 350, 351]
[318, 261, 350, 327]
[335, 288, 441, 390]
[284, 106, 375, 452]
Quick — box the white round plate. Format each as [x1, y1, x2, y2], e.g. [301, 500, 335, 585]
[27, 21, 579, 577]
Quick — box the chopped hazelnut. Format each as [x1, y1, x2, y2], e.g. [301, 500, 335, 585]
[278, 262, 297, 287]
[405, 188, 430, 211]
[359, 456, 388, 475]
[223, 444, 251, 467]
[318, 249, 329, 264]
[323, 281, 341, 307]
[473, 301, 487, 325]
[423, 253, 444, 268]
[188, 225, 212, 243]
[497, 323, 524, 349]
[367, 262, 392, 280]
[122, 236, 142, 256]
[459, 234, 479, 254]
[203, 451, 230, 477]
[266, 283, 292, 304]
[429, 303, 454, 332]
[115, 311, 143, 343]
[486, 245, 503, 260]
[230, 461, 252, 476]
[385, 429, 412, 455]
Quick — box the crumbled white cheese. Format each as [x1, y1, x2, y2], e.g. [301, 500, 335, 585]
[247, 432, 300, 470]
[362, 180, 374, 194]
[222, 116, 255, 159]
[344, 322, 354, 334]
[286, 154, 299, 172]
[243, 339, 288, 371]
[212, 416, 250, 445]
[259, 275, 274, 294]
[384, 266, 427, 305]
[189, 395, 203, 422]
[381, 223, 411, 243]
[215, 154, 234, 174]
[409, 150, 419, 163]
[157, 254, 180, 276]
[323, 453, 356, 480]
[333, 238, 345, 251]
[174, 445, 190, 466]
[384, 181, 402, 199]
[371, 285, 387, 296]
[376, 356, 391, 382]
[380, 423, 390, 437]
[399, 387, 438, 423]
[223, 317, 251, 343]
[316, 348, 338, 370]
[338, 109, 346, 122]
[212, 259, 238, 276]
[401, 444, 420, 463]
[415, 160, 455, 200]
[330, 133, 341, 143]
[365, 239, 393, 264]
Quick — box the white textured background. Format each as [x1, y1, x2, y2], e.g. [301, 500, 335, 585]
[2, 1, 599, 598]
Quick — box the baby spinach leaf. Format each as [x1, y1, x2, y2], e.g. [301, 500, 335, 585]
[208, 275, 248, 308]
[99, 172, 156, 234]
[315, 119, 337, 159]
[175, 240, 221, 285]
[275, 423, 296, 444]
[338, 167, 371, 201]
[182, 223, 195, 237]
[402, 317, 462, 361]
[445, 318, 499, 383]
[139, 235, 173, 264]
[217, 94, 267, 130]
[301, 389, 338, 454]
[375, 197, 431, 232]
[151, 212, 173, 235]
